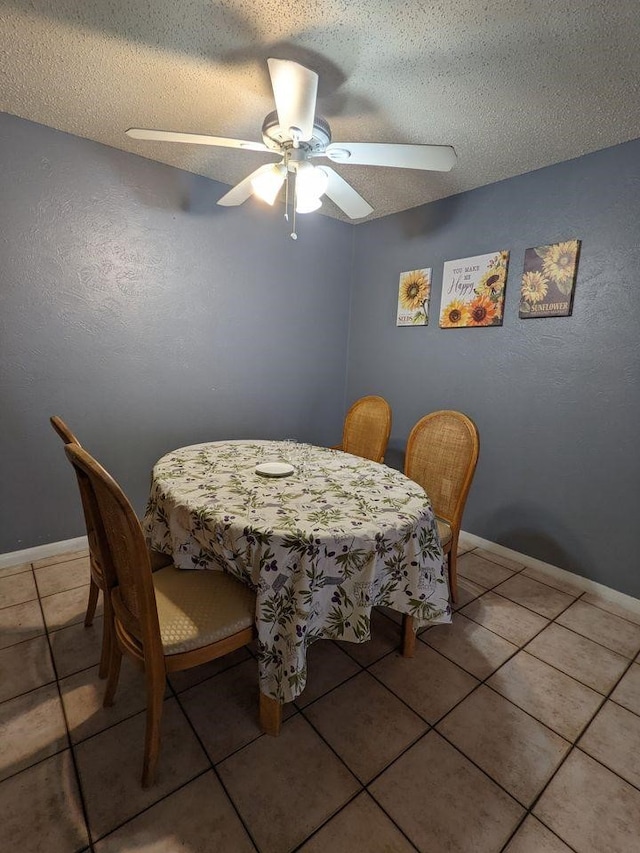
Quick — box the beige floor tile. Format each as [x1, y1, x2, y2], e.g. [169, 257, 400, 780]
[578, 700, 640, 789]
[472, 548, 524, 571]
[295, 639, 361, 707]
[94, 770, 254, 852]
[457, 533, 476, 554]
[0, 749, 89, 852]
[437, 685, 570, 806]
[219, 714, 359, 853]
[521, 565, 587, 596]
[304, 671, 427, 783]
[0, 571, 37, 609]
[75, 698, 209, 842]
[336, 608, 402, 666]
[556, 600, 640, 658]
[422, 612, 518, 680]
[370, 642, 478, 723]
[49, 617, 103, 679]
[534, 748, 640, 853]
[32, 548, 89, 569]
[179, 658, 264, 763]
[610, 661, 640, 715]
[581, 591, 640, 626]
[168, 646, 251, 692]
[0, 598, 45, 650]
[0, 635, 55, 703]
[370, 730, 523, 853]
[0, 682, 68, 782]
[488, 651, 603, 741]
[452, 575, 486, 610]
[299, 791, 416, 852]
[0, 561, 32, 580]
[461, 590, 548, 646]
[493, 574, 575, 619]
[504, 816, 574, 852]
[60, 659, 149, 744]
[40, 584, 102, 632]
[34, 555, 91, 597]
[525, 622, 629, 694]
[457, 551, 517, 588]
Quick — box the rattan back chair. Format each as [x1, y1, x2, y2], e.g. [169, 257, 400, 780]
[404, 410, 479, 603]
[64, 443, 257, 788]
[335, 395, 392, 463]
[50, 416, 112, 678]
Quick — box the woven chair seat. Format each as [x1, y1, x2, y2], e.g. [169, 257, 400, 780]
[435, 517, 453, 548]
[153, 567, 256, 655]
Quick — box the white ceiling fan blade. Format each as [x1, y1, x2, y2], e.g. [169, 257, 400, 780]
[126, 128, 269, 152]
[217, 164, 277, 206]
[322, 167, 373, 219]
[325, 142, 457, 172]
[267, 58, 318, 141]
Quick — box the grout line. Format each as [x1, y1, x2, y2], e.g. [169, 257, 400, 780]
[89, 767, 212, 847]
[31, 572, 96, 853]
[166, 689, 261, 853]
[571, 743, 640, 795]
[4, 549, 640, 851]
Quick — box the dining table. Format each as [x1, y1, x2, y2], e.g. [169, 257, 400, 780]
[142, 439, 451, 734]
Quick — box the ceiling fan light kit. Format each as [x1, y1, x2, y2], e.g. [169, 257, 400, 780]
[251, 163, 287, 206]
[126, 57, 456, 240]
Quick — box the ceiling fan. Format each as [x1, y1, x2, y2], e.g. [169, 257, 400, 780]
[126, 58, 456, 239]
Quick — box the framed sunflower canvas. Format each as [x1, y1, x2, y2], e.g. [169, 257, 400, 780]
[519, 240, 581, 318]
[396, 268, 431, 326]
[439, 251, 509, 328]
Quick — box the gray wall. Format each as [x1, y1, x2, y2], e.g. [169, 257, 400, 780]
[3, 109, 639, 597]
[0, 112, 353, 551]
[346, 140, 640, 596]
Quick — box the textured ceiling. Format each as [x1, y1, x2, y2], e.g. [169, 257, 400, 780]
[1, 1, 639, 222]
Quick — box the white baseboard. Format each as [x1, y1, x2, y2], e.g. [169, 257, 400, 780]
[0, 536, 89, 570]
[460, 530, 640, 616]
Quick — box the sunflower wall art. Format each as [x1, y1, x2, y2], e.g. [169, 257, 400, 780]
[396, 268, 432, 326]
[519, 240, 581, 318]
[439, 251, 509, 328]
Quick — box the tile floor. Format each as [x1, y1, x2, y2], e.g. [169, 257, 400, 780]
[2, 540, 640, 852]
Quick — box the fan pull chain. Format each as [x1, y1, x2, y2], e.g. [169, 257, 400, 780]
[284, 150, 290, 222]
[290, 169, 297, 240]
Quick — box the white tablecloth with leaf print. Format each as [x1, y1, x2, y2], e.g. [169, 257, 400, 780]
[143, 441, 450, 703]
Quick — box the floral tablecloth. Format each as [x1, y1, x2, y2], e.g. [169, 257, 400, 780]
[143, 441, 450, 702]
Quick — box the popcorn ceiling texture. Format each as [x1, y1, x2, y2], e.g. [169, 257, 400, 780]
[1, 0, 639, 221]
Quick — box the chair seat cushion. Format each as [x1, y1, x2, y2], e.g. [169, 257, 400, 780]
[436, 517, 453, 549]
[153, 566, 256, 655]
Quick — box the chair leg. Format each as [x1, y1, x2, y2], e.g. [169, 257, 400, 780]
[84, 577, 100, 627]
[97, 593, 114, 680]
[447, 545, 458, 604]
[401, 614, 416, 657]
[259, 691, 282, 736]
[103, 636, 123, 708]
[141, 673, 166, 788]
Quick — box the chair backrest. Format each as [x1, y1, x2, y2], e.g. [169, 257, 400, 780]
[50, 415, 106, 570]
[342, 395, 392, 463]
[64, 444, 163, 661]
[404, 410, 479, 529]
[50, 415, 80, 446]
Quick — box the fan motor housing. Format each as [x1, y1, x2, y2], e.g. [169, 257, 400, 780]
[261, 111, 331, 154]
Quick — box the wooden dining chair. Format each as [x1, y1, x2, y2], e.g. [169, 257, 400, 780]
[404, 410, 479, 605]
[334, 395, 392, 463]
[51, 415, 173, 677]
[64, 443, 257, 788]
[50, 415, 112, 677]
